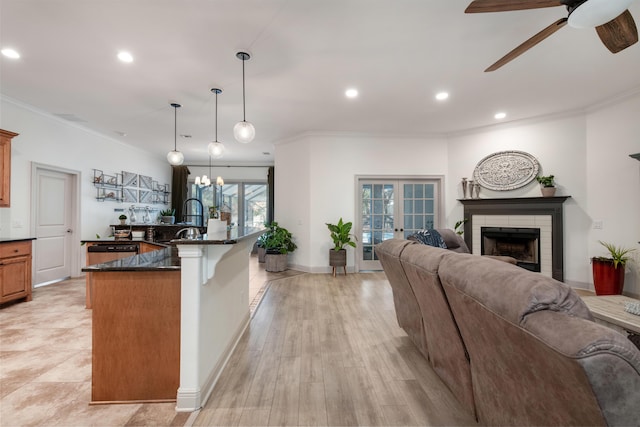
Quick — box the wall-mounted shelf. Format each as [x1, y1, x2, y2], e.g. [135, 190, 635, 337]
[93, 169, 123, 202]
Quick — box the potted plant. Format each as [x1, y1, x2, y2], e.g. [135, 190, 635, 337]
[591, 241, 636, 295]
[159, 208, 175, 224]
[326, 218, 357, 276]
[536, 175, 556, 197]
[454, 219, 468, 236]
[118, 214, 127, 225]
[256, 232, 267, 263]
[262, 222, 297, 272]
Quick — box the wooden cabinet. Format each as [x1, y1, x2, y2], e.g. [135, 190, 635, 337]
[0, 129, 18, 208]
[0, 240, 33, 304]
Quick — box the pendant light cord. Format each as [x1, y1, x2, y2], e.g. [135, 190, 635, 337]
[174, 105, 177, 151]
[215, 90, 218, 141]
[242, 57, 246, 121]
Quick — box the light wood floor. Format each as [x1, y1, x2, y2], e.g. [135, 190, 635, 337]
[193, 272, 477, 427]
[0, 260, 476, 426]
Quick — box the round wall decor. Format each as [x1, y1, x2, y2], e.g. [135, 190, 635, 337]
[473, 150, 539, 191]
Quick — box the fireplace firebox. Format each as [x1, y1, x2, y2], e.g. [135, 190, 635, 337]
[481, 227, 540, 272]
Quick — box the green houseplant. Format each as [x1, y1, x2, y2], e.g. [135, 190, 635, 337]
[118, 214, 127, 225]
[262, 222, 297, 272]
[326, 218, 357, 276]
[536, 175, 556, 197]
[159, 208, 175, 224]
[591, 241, 636, 295]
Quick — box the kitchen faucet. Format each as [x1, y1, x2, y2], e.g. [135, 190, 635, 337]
[182, 198, 205, 227]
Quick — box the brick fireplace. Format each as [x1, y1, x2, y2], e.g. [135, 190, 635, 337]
[460, 196, 570, 281]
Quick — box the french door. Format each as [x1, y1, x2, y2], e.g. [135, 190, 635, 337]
[357, 177, 442, 271]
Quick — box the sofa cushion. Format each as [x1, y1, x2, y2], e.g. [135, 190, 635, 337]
[439, 252, 639, 426]
[438, 252, 592, 324]
[400, 244, 476, 419]
[375, 239, 428, 358]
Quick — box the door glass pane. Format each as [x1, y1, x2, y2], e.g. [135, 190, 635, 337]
[244, 184, 267, 228]
[402, 182, 436, 236]
[361, 182, 395, 264]
[220, 184, 238, 226]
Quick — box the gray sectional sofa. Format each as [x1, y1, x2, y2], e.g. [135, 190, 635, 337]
[376, 237, 640, 426]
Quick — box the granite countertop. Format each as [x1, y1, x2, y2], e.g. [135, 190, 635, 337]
[170, 226, 265, 245]
[0, 237, 36, 243]
[82, 246, 179, 272]
[81, 238, 168, 246]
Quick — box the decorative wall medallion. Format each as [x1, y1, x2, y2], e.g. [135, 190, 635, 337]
[473, 151, 539, 191]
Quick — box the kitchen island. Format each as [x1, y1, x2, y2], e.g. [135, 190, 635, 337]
[82, 227, 264, 409]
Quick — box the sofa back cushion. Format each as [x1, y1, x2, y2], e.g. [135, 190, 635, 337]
[439, 252, 640, 426]
[375, 239, 428, 358]
[400, 244, 476, 418]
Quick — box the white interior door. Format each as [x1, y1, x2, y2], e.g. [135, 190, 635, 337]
[34, 168, 73, 285]
[356, 177, 443, 271]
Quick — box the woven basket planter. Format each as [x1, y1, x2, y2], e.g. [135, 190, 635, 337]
[265, 253, 287, 272]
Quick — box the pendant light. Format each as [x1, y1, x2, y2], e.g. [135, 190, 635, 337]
[233, 51, 255, 144]
[208, 88, 225, 158]
[167, 103, 184, 165]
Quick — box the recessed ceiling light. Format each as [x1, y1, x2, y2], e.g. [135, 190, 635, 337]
[180, 134, 192, 139]
[1, 48, 20, 59]
[494, 112, 507, 120]
[345, 88, 358, 98]
[263, 152, 271, 155]
[117, 51, 133, 63]
[435, 92, 449, 101]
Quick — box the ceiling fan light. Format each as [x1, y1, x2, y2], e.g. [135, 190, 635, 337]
[234, 120, 256, 144]
[208, 141, 225, 158]
[568, 0, 634, 28]
[167, 150, 184, 165]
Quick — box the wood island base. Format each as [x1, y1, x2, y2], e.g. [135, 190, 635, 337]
[91, 270, 180, 404]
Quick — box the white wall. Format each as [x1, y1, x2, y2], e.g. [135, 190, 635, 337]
[276, 133, 448, 273]
[447, 114, 591, 288]
[274, 94, 640, 297]
[1, 96, 171, 275]
[586, 95, 640, 297]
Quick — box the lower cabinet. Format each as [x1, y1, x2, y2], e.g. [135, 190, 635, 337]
[0, 241, 33, 304]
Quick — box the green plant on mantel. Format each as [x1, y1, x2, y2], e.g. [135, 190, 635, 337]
[593, 241, 636, 269]
[536, 175, 555, 187]
[118, 214, 127, 220]
[159, 208, 175, 217]
[454, 219, 468, 236]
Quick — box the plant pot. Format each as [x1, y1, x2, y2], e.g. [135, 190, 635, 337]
[592, 258, 626, 295]
[265, 253, 287, 272]
[329, 249, 347, 267]
[119, 219, 126, 225]
[329, 249, 347, 277]
[161, 216, 175, 224]
[258, 247, 266, 263]
[540, 186, 556, 197]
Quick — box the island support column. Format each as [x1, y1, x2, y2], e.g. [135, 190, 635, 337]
[175, 236, 259, 412]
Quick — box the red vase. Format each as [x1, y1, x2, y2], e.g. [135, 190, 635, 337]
[592, 258, 625, 295]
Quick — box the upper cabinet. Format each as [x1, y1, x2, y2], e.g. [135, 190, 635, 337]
[0, 129, 19, 208]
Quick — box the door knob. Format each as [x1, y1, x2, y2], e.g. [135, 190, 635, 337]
[66, 229, 73, 233]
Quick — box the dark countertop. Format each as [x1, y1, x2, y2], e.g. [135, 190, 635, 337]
[170, 226, 265, 245]
[81, 227, 264, 272]
[0, 237, 36, 244]
[81, 238, 168, 246]
[82, 246, 179, 272]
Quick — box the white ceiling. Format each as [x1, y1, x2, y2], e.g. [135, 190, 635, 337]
[2, 0, 640, 165]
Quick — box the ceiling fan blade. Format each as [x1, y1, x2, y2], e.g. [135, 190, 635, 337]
[465, 0, 563, 13]
[595, 10, 638, 53]
[485, 18, 568, 71]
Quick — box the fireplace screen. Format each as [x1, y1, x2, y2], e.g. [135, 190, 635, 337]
[481, 227, 541, 272]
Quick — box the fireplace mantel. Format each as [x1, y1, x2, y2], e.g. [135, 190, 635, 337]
[459, 196, 571, 281]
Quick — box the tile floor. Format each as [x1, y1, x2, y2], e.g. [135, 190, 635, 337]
[0, 254, 296, 426]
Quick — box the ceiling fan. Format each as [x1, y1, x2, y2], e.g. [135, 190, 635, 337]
[466, 0, 639, 71]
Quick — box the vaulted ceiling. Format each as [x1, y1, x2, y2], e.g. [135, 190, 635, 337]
[2, 0, 639, 164]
